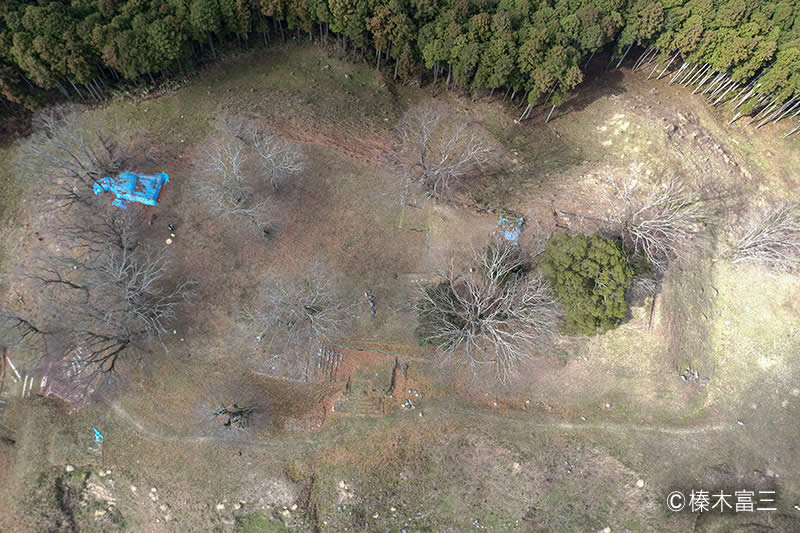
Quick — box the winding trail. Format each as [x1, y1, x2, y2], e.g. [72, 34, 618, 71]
[110, 400, 730, 451]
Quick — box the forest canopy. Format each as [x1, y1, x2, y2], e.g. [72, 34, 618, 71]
[1, 0, 798, 121]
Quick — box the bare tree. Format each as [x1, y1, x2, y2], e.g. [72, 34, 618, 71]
[212, 402, 255, 430]
[395, 102, 494, 200]
[55, 205, 140, 258]
[240, 269, 353, 380]
[15, 106, 130, 208]
[195, 142, 273, 236]
[604, 169, 707, 273]
[416, 239, 559, 383]
[214, 110, 258, 143]
[252, 131, 305, 191]
[731, 202, 800, 272]
[31, 245, 194, 376]
[0, 307, 43, 348]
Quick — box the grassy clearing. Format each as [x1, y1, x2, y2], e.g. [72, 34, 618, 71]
[709, 262, 800, 406]
[2, 43, 800, 532]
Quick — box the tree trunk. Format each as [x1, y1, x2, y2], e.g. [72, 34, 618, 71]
[83, 83, 97, 100]
[669, 62, 690, 84]
[545, 104, 556, 123]
[686, 63, 710, 87]
[757, 99, 793, 128]
[20, 73, 35, 89]
[713, 81, 738, 106]
[583, 50, 595, 70]
[734, 84, 759, 110]
[69, 79, 85, 100]
[648, 59, 661, 79]
[615, 43, 632, 69]
[783, 121, 800, 138]
[632, 46, 650, 71]
[55, 80, 71, 99]
[774, 99, 800, 123]
[208, 33, 217, 59]
[703, 73, 726, 95]
[693, 68, 716, 93]
[657, 52, 680, 79]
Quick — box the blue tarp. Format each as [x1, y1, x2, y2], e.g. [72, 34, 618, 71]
[93, 171, 169, 208]
[497, 217, 524, 244]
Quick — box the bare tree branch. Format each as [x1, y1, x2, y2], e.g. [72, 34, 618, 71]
[241, 269, 353, 380]
[0, 308, 43, 349]
[32, 245, 194, 377]
[731, 202, 800, 272]
[55, 205, 140, 259]
[252, 131, 305, 192]
[214, 110, 258, 143]
[395, 102, 494, 200]
[417, 239, 559, 383]
[15, 106, 130, 209]
[604, 167, 707, 273]
[195, 142, 274, 236]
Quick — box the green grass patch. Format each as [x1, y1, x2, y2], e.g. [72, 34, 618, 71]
[235, 510, 291, 532]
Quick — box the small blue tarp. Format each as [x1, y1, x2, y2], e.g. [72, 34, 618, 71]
[93, 171, 169, 209]
[497, 217, 524, 245]
[92, 427, 104, 443]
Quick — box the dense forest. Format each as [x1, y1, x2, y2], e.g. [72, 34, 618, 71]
[1, 0, 799, 130]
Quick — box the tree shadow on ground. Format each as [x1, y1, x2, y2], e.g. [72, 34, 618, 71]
[551, 64, 627, 123]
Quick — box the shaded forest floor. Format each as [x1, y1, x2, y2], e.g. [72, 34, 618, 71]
[1, 43, 799, 532]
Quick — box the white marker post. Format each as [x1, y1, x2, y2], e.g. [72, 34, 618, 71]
[21, 375, 28, 397]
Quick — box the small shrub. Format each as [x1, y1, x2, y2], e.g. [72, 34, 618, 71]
[731, 202, 800, 272]
[541, 233, 633, 335]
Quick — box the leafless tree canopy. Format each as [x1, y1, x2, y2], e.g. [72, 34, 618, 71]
[196, 142, 273, 233]
[15, 106, 130, 208]
[417, 239, 559, 383]
[196, 121, 305, 235]
[30, 245, 194, 376]
[252, 131, 305, 192]
[214, 110, 258, 142]
[395, 102, 494, 200]
[56, 205, 140, 258]
[732, 202, 800, 272]
[214, 111, 305, 192]
[240, 270, 353, 380]
[604, 169, 707, 274]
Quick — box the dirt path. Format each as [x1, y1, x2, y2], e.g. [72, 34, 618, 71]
[110, 398, 728, 452]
